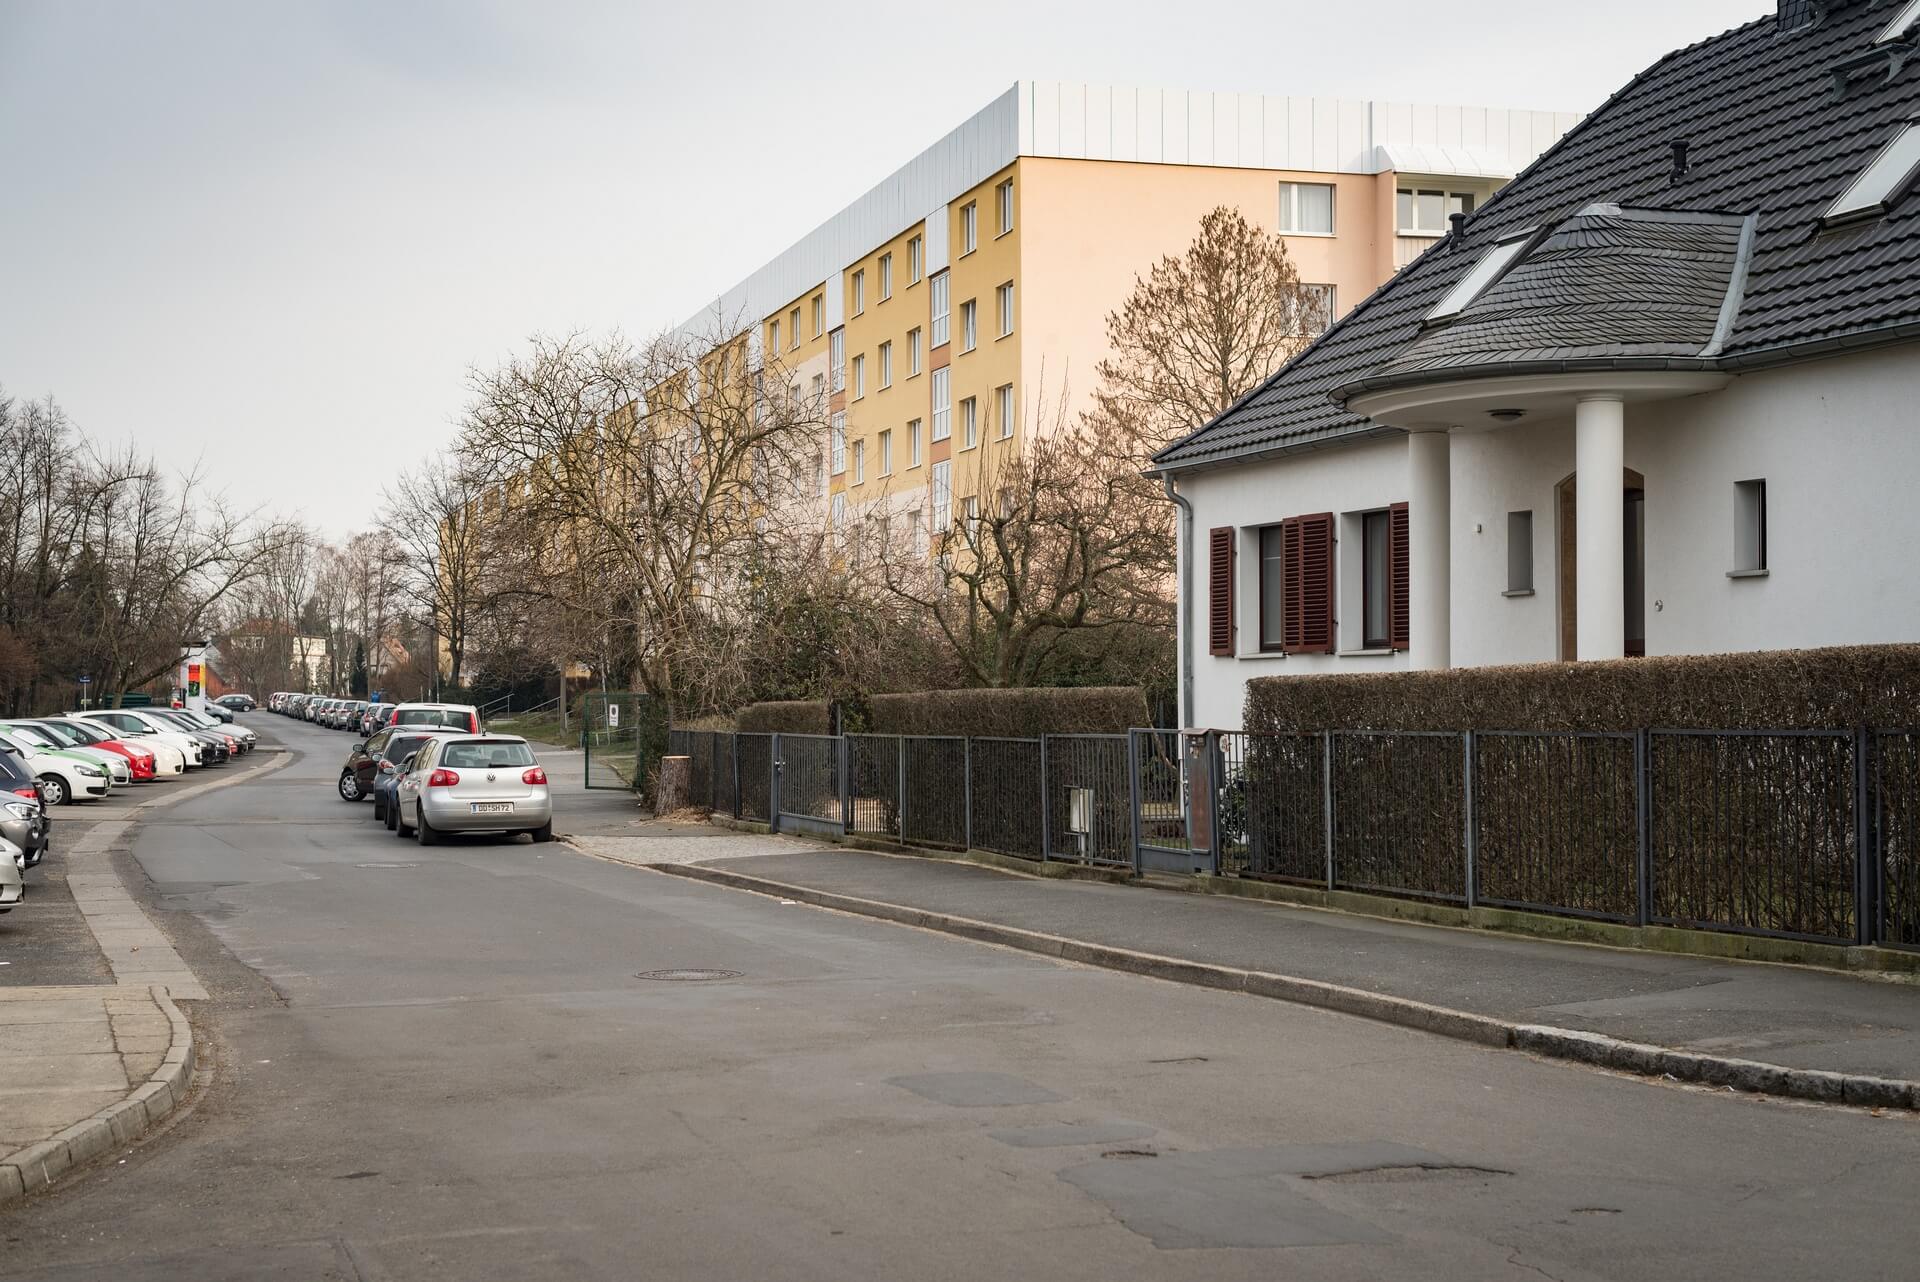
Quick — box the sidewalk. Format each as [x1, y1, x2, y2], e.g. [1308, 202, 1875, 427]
[607, 840, 1920, 1104]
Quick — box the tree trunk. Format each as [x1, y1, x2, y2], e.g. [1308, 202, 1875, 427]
[654, 755, 691, 816]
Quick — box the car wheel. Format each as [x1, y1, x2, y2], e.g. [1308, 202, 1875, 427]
[37, 775, 68, 806]
[529, 823, 553, 844]
[416, 812, 439, 846]
[394, 804, 413, 839]
[338, 772, 362, 802]
[372, 797, 385, 823]
[385, 804, 398, 832]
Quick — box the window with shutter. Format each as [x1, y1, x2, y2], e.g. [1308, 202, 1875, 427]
[1208, 527, 1235, 656]
[1389, 501, 1410, 650]
[1283, 513, 1336, 654]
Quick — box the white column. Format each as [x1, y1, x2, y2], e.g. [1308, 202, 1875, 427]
[1407, 430, 1450, 670]
[1575, 395, 1625, 662]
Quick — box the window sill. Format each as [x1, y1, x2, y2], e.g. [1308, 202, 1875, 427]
[995, 228, 1013, 240]
[1235, 650, 1288, 661]
[1337, 647, 1396, 658]
[1279, 229, 1337, 238]
[1727, 568, 1770, 579]
[1397, 229, 1447, 238]
[1501, 588, 1535, 598]
[996, 331, 1013, 342]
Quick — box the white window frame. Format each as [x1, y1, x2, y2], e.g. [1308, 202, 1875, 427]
[1428, 231, 1533, 321]
[878, 253, 892, 301]
[1732, 479, 1769, 576]
[996, 282, 1013, 337]
[829, 328, 846, 392]
[851, 352, 864, 399]
[831, 492, 847, 531]
[811, 294, 823, 337]
[1396, 188, 1476, 236]
[878, 340, 892, 388]
[789, 307, 801, 349]
[907, 327, 923, 375]
[1300, 283, 1336, 336]
[851, 269, 865, 316]
[1506, 510, 1534, 595]
[769, 317, 780, 352]
[960, 299, 977, 353]
[852, 439, 865, 484]
[829, 412, 846, 475]
[907, 418, 923, 467]
[908, 235, 923, 283]
[930, 272, 950, 347]
[960, 396, 977, 448]
[1277, 181, 1336, 236]
[878, 428, 892, 475]
[995, 383, 1014, 439]
[931, 460, 951, 531]
[931, 368, 951, 441]
[1826, 120, 1920, 224]
[960, 201, 977, 254]
[996, 178, 1013, 235]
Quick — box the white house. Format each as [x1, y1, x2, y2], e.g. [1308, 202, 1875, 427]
[1153, 0, 1920, 729]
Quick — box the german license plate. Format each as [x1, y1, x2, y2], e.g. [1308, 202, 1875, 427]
[470, 802, 513, 814]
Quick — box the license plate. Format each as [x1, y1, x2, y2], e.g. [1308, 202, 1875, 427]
[470, 802, 513, 814]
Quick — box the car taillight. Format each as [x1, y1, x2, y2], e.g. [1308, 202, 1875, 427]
[427, 768, 460, 788]
[11, 786, 36, 800]
[378, 760, 394, 772]
[522, 767, 547, 785]
[469, 714, 479, 733]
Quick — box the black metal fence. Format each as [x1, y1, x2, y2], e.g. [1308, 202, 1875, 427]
[662, 724, 1920, 952]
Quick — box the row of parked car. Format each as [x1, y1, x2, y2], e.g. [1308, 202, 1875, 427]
[0, 704, 260, 914]
[266, 692, 484, 739]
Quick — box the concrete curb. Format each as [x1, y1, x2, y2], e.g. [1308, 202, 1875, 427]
[0, 985, 197, 1206]
[649, 861, 1920, 1113]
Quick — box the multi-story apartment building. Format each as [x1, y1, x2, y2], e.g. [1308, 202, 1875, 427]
[679, 82, 1580, 545]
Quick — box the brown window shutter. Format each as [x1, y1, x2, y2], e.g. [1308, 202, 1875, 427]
[1207, 527, 1235, 656]
[1282, 517, 1304, 652]
[1285, 513, 1336, 654]
[1389, 501, 1410, 651]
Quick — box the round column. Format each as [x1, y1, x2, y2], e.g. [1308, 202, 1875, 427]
[1407, 430, 1451, 670]
[1575, 395, 1625, 662]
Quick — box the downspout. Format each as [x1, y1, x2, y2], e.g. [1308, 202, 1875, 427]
[1161, 473, 1195, 731]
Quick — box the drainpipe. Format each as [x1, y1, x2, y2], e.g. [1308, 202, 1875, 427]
[1161, 474, 1195, 731]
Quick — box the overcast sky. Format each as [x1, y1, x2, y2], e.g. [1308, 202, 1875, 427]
[0, 0, 1764, 537]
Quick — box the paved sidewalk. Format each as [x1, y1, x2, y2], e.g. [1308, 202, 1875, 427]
[629, 843, 1920, 1088]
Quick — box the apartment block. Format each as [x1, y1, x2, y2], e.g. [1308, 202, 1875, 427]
[681, 82, 1580, 543]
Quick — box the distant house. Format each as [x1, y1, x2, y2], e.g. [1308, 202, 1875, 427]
[1153, 0, 1920, 728]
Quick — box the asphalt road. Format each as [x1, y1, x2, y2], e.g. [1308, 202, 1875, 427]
[2, 716, 1916, 1281]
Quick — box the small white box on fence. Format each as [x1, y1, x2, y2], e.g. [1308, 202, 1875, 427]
[1067, 787, 1094, 835]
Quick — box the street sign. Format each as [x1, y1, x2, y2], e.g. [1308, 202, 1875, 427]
[76, 675, 92, 685]
[607, 704, 620, 729]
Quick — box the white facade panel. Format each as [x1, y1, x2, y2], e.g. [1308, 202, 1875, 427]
[1137, 86, 1164, 163]
[923, 204, 949, 274]
[1086, 86, 1113, 161]
[1287, 96, 1315, 169]
[1462, 108, 1488, 152]
[1032, 80, 1061, 156]
[1238, 92, 1264, 170]
[1060, 80, 1088, 157]
[822, 273, 844, 331]
[1164, 90, 1189, 165]
[1111, 85, 1138, 162]
[1311, 98, 1341, 172]
[1338, 100, 1370, 172]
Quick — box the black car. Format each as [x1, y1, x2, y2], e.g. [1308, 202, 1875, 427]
[216, 694, 255, 711]
[340, 727, 451, 818]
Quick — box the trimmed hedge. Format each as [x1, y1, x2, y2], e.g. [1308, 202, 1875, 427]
[1245, 644, 1920, 734]
[869, 686, 1150, 738]
[735, 700, 832, 735]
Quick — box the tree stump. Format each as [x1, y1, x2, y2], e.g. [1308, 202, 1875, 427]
[655, 755, 692, 816]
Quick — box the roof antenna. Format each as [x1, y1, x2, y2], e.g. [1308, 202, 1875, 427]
[1448, 211, 1468, 245]
[1669, 139, 1691, 185]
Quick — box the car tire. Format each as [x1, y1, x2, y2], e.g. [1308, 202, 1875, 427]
[385, 804, 398, 832]
[37, 775, 68, 806]
[394, 806, 413, 839]
[338, 772, 362, 802]
[529, 823, 553, 844]
[372, 797, 385, 823]
[416, 812, 438, 846]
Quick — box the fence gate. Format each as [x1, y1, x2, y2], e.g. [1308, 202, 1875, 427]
[1131, 728, 1211, 874]
[582, 691, 645, 791]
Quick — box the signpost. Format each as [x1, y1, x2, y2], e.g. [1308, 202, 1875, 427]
[77, 674, 92, 710]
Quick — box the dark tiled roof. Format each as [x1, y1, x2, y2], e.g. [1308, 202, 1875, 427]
[1156, 0, 1920, 472]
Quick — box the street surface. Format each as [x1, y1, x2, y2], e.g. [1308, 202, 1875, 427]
[2, 716, 1916, 1280]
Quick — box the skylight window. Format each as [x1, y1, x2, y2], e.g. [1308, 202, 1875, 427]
[1877, 0, 1920, 44]
[1825, 120, 1920, 223]
[1426, 231, 1533, 322]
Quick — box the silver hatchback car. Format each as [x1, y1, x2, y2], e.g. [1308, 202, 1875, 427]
[392, 734, 553, 844]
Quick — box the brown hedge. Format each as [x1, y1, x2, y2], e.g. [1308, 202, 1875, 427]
[1244, 644, 1920, 734]
[735, 700, 831, 735]
[868, 686, 1150, 738]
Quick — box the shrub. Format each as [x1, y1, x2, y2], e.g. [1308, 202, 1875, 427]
[735, 700, 832, 735]
[868, 686, 1150, 738]
[1244, 644, 1920, 733]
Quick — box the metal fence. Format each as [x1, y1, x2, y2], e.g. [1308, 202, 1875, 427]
[659, 723, 1920, 952]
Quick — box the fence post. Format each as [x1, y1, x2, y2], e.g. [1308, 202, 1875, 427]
[1127, 728, 1145, 876]
[1038, 735, 1051, 863]
[770, 732, 783, 834]
[1634, 729, 1651, 928]
[731, 733, 741, 820]
[1204, 729, 1223, 877]
[1322, 731, 1336, 892]
[963, 738, 974, 852]
[1463, 730, 1478, 910]
[1856, 726, 1876, 948]
[839, 735, 852, 833]
[896, 736, 909, 845]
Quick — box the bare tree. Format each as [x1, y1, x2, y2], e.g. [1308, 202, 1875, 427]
[382, 456, 490, 693]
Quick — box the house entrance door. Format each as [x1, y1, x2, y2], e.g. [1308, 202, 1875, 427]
[1556, 468, 1646, 660]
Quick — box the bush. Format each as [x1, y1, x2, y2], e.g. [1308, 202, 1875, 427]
[1244, 644, 1920, 733]
[868, 686, 1150, 738]
[735, 700, 832, 735]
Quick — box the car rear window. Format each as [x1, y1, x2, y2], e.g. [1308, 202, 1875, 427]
[0, 750, 30, 786]
[440, 741, 535, 769]
[395, 709, 474, 730]
[385, 735, 435, 762]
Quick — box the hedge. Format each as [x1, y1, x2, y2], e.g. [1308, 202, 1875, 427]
[868, 686, 1150, 738]
[735, 700, 832, 735]
[1244, 644, 1920, 734]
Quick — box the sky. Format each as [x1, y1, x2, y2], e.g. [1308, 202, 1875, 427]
[0, 0, 1764, 538]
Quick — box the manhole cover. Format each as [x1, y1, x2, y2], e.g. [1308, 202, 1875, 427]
[635, 968, 742, 982]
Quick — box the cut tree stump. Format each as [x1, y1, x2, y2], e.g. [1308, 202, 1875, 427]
[655, 755, 692, 816]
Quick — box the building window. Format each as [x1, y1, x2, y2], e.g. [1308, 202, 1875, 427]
[1429, 231, 1532, 321]
[930, 272, 950, 346]
[997, 178, 1014, 235]
[931, 460, 951, 531]
[1826, 121, 1920, 224]
[812, 294, 824, 337]
[1734, 479, 1768, 574]
[997, 282, 1014, 337]
[1277, 181, 1335, 235]
[878, 253, 892, 301]
[1362, 510, 1392, 649]
[769, 317, 781, 352]
[878, 428, 892, 475]
[850, 352, 864, 399]
[1397, 189, 1476, 235]
[908, 235, 923, 283]
[1258, 526, 1286, 651]
[960, 396, 977, 448]
[907, 327, 922, 374]
[960, 299, 977, 352]
[852, 439, 865, 484]
[964, 494, 980, 534]
[851, 269, 865, 316]
[830, 412, 846, 475]
[831, 492, 847, 531]
[878, 341, 892, 388]
[995, 383, 1014, 439]
[1300, 284, 1335, 336]
[829, 329, 845, 392]
[907, 418, 922, 467]
[789, 307, 802, 348]
[960, 201, 977, 254]
[1507, 510, 1534, 593]
[931, 368, 950, 441]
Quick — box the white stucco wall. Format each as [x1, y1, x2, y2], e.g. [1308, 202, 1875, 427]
[1178, 341, 1920, 729]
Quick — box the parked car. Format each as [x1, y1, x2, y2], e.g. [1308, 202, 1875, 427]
[344, 727, 460, 818]
[23, 717, 157, 781]
[201, 701, 236, 724]
[216, 693, 255, 711]
[0, 748, 49, 868]
[392, 733, 552, 844]
[387, 702, 483, 734]
[0, 728, 111, 804]
[72, 708, 210, 769]
[0, 721, 132, 787]
[169, 707, 256, 753]
[0, 837, 23, 912]
[146, 710, 239, 761]
[359, 704, 397, 737]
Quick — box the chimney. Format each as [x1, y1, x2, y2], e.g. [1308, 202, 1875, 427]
[1448, 211, 1469, 245]
[1669, 139, 1691, 185]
